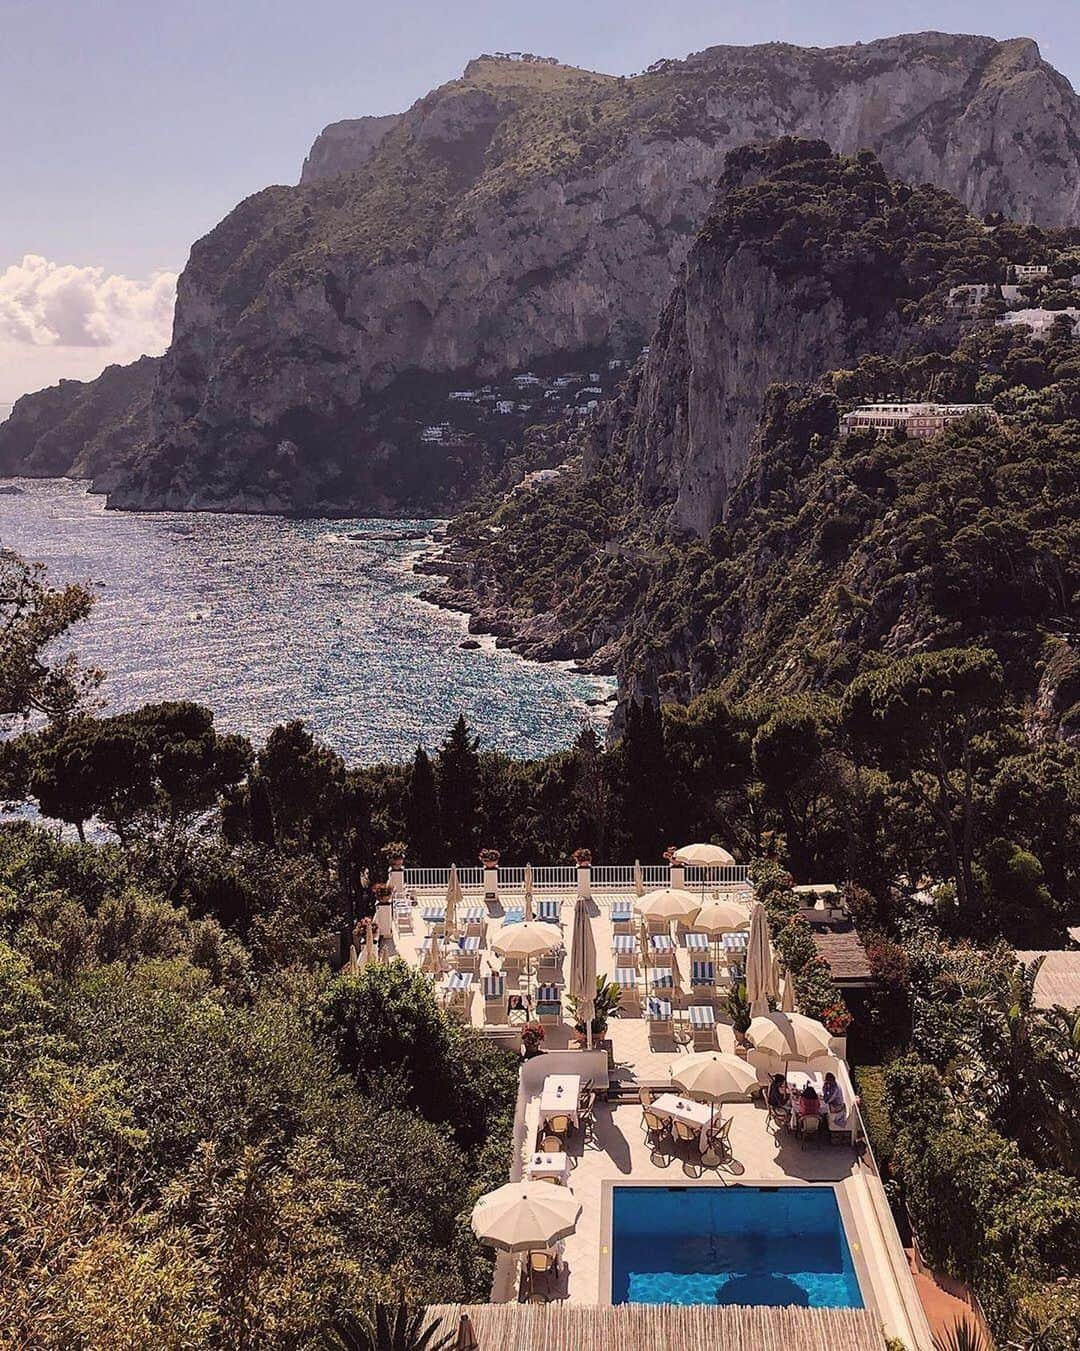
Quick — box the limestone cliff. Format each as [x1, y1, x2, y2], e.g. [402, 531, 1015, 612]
[300, 113, 404, 182]
[0, 358, 158, 484]
[15, 32, 1080, 512]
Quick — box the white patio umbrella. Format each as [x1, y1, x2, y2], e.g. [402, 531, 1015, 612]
[693, 899, 750, 935]
[492, 919, 560, 1011]
[421, 932, 447, 978]
[523, 862, 535, 921]
[568, 890, 597, 1049]
[745, 900, 776, 1017]
[636, 888, 701, 924]
[747, 1011, 832, 1064]
[470, 1180, 581, 1252]
[672, 843, 736, 867]
[633, 859, 645, 897]
[363, 920, 377, 969]
[670, 1051, 758, 1101]
[781, 971, 797, 1013]
[445, 863, 463, 934]
[346, 943, 360, 975]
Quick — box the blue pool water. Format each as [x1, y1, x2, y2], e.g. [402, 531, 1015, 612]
[611, 1186, 863, 1308]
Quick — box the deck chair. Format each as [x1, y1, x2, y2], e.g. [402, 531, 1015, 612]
[393, 899, 413, 933]
[641, 1108, 670, 1144]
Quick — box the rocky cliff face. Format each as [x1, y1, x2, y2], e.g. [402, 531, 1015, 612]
[0, 357, 158, 483]
[300, 113, 404, 182]
[15, 32, 1080, 512]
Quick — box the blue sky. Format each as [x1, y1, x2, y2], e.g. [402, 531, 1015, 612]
[1, 0, 1078, 402]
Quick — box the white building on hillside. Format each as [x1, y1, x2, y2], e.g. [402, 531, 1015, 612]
[1012, 263, 1050, 282]
[996, 307, 1080, 339]
[840, 402, 995, 439]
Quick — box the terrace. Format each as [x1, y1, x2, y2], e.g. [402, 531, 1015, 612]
[377, 862, 934, 1348]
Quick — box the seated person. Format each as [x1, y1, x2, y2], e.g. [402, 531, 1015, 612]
[822, 1071, 847, 1123]
[766, 1074, 790, 1111]
[796, 1084, 823, 1118]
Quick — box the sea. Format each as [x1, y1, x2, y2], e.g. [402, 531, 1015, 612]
[0, 478, 615, 764]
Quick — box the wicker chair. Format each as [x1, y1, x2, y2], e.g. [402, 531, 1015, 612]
[641, 1108, 670, 1144]
[799, 1113, 822, 1146]
[546, 1113, 571, 1138]
[638, 1086, 656, 1108]
[540, 1134, 564, 1154]
[672, 1120, 699, 1148]
[701, 1117, 733, 1169]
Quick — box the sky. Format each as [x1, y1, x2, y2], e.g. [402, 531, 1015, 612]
[2, 0, 1079, 406]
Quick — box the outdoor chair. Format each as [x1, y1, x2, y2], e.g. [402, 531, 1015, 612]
[701, 1117, 733, 1169]
[393, 899, 413, 933]
[799, 1113, 822, 1146]
[540, 1134, 565, 1154]
[638, 1086, 656, 1107]
[528, 1247, 559, 1276]
[641, 1108, 670, 1145]
[768, 1102, 791, 1133]
[672, 1120, 699, 1148]
[546, 1113, 571, 1138]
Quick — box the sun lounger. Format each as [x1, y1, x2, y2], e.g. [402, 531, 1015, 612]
[689, 1003, 717, 1049]
[536, 985, 562, 1026]
[536, 898, 561, 925]
[482, 971, 507, 1023]
[646, 997, 673, 1036]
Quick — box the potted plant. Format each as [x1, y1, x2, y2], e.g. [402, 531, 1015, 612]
[571, 847, 592, 866]
[380, 841, 406, 872]
[568, 974, 621, 1041]
[478, 847, 500, 866]
[726, 981, 752, 1055]
[520, 1022, 545, 1059]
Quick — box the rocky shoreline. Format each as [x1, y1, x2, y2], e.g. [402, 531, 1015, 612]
[413, 544, 620, 680]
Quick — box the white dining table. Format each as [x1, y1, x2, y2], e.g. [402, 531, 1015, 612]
[787, 1069, 850, 1133]
[650, 1092, 715, 1132]
[524, 1150, 570, 1182]
[539, 1074, 582, 1126]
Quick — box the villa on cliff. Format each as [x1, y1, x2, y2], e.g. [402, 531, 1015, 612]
[839, 402, 996, 439]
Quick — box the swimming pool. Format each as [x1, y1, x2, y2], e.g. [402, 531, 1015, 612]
[610, 1185, 864, 1308]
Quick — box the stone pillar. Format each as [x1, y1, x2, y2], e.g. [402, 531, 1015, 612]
[669, 861, 685, 890]
[577, 862, 592, 899]
[388, 859, 405, 895]
[484, 866, 499, 901]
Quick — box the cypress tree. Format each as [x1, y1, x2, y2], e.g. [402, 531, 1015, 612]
[404, 746, 440, 864]
[436, 715, 481, 862]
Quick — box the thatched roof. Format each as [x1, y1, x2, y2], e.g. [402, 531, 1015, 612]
[425, 1303, 884, 1350]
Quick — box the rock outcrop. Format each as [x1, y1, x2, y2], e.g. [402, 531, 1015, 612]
[10, 32, 1080, 512]
[0, 357, 159, 484]
[300, 113, 404, 183]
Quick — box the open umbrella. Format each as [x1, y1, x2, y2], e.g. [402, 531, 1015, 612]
[673, 843, 736, 867]
[745, 900, 776, 1018]
[633, 859, 645, 897]
[670, 1051, 758, 1101]
[636, 888, 701, 924]
[693, 899, 750, 934]
[445, 863, 463, 935]
[568, 891, 597, 1049]
[747, 1011, 831, 1064]
[470, 1180, 581, 1252]
[523, 862, 535, 922]
[492, 920, 559, 1012]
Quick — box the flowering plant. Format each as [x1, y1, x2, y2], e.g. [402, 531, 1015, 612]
[478, 848, 501, 865]
[372, 882, 393, 902]
[571, 847, 592, 865]
[380, 842, 406, 864]
[820, 999, 853, 1036]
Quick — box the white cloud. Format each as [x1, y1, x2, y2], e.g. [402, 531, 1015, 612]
[0, 254, 178, 403]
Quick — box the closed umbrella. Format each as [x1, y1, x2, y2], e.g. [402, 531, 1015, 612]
[455, 1313, 480, 1351]
[747, 1011, 831, 1064]
[523, 862, 535, 922]
[568, 891, 597, 1049]
[781, 970, 797, 1013]
[470, 1180, 581, 1252]
[363, 920, 377, 969]
[745, 900, 775, 1018]
[633, 859, 645, 897]
[670, 1051, 758, 1101]
[636, 888, 701, 924]
[445, 863, 463, 935]
[346, 943, 360, 975]
[421, 932, 446, 978]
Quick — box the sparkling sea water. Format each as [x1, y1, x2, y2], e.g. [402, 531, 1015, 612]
[611, 1185, 864, 1308]
[1, 478, 615, 763]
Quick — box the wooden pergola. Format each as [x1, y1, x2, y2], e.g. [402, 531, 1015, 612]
[425, 1302, 885, 1350]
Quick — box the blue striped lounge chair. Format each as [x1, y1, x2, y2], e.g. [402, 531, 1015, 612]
[690, 960, 716, 991]
[537, 898, 561, 925]
[394, 897, 414, 933]
[502, 906, 525, 926]
[689, 1003, 717, 1049]
[646, 997, 673, 1035]
[482, 971, 507, 1023]
[610, 901, 634, 933]
[536, 985, 562, 1026]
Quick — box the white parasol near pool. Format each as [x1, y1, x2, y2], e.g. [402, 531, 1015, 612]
[470, 1181, 581, 1252]
[692, 899, 750, 935]
[670, 1051, 759, 1102]
[672, 843, 736, 868]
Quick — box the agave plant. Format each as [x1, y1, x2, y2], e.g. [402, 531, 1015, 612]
[932, 1316, 989, 1351]
[322, 1300, 455, 1351]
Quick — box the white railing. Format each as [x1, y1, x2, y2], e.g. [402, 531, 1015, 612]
[591, 864, 670, 889]
[682, 865, 751, 887]
[403, 867, 484, 892]
[534, 866, 576, 890]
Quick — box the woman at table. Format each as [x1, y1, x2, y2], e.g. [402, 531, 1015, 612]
[767, 1075, 790, 1112]
[822, 1072, 847, 1123]
[796, 1084, 823, 1119]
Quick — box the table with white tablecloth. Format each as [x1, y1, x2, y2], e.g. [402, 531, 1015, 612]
[539, 1074, 582, 1128]
[524, 1150, 570, 1183]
